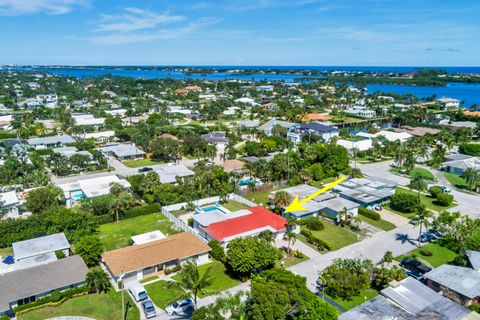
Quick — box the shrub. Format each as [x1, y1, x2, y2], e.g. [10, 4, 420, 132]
[13, 286, 88, 314]
[164, 264, 182, 275]
[389, 192, 421, 213]
[55, 250, 65, 259]
[435, 193, 453, 206]
[208, 240, 226, 263]
[420, 250, 433, 257]
[92, 214, 115, 225]
[459, 143, 480, 156]
[358, 207, 380, 221]
[123, 203, 161, 219]
[429, 186, 442, 198]
[293, 250, 305, 259]
[305, 217, 324, 231]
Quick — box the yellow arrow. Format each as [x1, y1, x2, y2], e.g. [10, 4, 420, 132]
[284, 176, 347, 213]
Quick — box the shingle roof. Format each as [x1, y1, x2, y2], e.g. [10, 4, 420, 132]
[300, 122, 338, 132]
[102, 232, 211, 276]
[0, 256, 88, 313]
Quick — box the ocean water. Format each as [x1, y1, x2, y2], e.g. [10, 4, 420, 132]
[3, 65, 480, 106]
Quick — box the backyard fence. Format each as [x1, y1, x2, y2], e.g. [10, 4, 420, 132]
[236, 180, 288, 196]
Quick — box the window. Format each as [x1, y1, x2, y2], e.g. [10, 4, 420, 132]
[17, 295, 36, 306]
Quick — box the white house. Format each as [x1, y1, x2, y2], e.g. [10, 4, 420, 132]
[436, 97, 460, 109]
[344, 106, 376, 118]
[0, 191, 21, 219]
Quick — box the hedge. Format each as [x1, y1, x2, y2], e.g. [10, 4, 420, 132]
[429, 186, 442, 198]
[459, 143, 480, 156]
[93, 203, 161, 225]
[358, 207, 380, 221]
[13, 286, 89, 315]
[300, 227, 332, 251]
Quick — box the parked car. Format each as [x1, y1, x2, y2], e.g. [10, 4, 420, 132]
[436, 185, 452, 194]
[165, 298, 194, 315]
[127, 283, 148, 302]
[418, 233, 435, 243]
[141, 299, 156, 319]
[138, 167, 153, 173]
[400, 258, 432, 275]
[428, 228, 446, 239]
[405, 270, 427, 284]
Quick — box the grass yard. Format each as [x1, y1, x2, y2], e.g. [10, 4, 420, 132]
[410, 168, 435, 181]
[172, 261, 240, 298]
[0, 247, 13, 258]
[277, 254, 309, 268]
[444, 172, 469, 190]
[98, 212, 179, 251]
[222, 200, 249, 211]
[18, 290, 139, 320]
[395, 187, 457, 213]
[326, 289, 379, 311]
[243, 188, 279, 206]
[122, 158, 165, 168]
[394, 243, 459, 268]
[145, 280, 185, 309]
[310, 221, 359, 250]
[358, 215, 396, 231]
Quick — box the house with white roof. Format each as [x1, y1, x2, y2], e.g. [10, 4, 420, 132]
[76, 130, 116, 143]
[344, 106, 376, 118]
[154, 164, 195, 184]
[73, 114, 105, 128]
[56, 175, 131, 207]
[436, 97, 460, 109]
[0, 191, 21, 219]
[13, 233, 70, 264]
[27, 135, 75, 149]
[52, 147, 93, 160]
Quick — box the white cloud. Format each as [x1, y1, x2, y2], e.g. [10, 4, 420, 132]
[97, 8, 186, 32]
[0, 0, 88, 15]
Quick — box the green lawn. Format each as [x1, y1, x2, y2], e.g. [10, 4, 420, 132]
[310, 221, 359, 250]
[384, 204, 415, 219]
[243, 188, 278, 206]
[172, 261, 240, 298]
[145, 280, 185, 309]
[18, 290, 139, 320]
[394, 243, 459, 268]
[326, 289, 379, 311]
[410, 168, 435, 181]
[444, 172, 469, 189]
[122, 158, 165, 168]
[98, 212, 179, 251]
[222, 200, 249, 211]
[277, 254, 309, 268]
[358, 215, 396, 231]
[395, 187, 457, 213]
[0, 247, 13, 258]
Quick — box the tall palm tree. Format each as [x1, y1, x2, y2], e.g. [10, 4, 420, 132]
[410, 205, 432, 245]
[169, 260, 214, 308]
[86, 269, 111, 294]
[285, 229, 297, 255]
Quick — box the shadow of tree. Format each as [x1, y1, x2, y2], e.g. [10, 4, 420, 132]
[395, 233, 417, 246]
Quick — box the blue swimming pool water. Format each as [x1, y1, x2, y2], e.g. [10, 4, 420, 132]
[238, 178, 255, 186]
[71, 190, 86, 200]
[202, 206, 222, 212]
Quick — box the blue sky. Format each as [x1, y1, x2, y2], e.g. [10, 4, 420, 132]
[0, 0, 479, 66]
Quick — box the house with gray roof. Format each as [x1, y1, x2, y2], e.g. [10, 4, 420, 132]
[52, 146, 93, 159]
[154, 164, 195, 184]
[201, 132, 229, 147]
[467, 250, 480, 271]
[334, 177, 397, 208]
[97, 143, 145, 161]
[258, 118, 296, 136]
[339, 277, 476, 320]
[0, 256, 88, 316]
[287, 122, 339, 144]
[424, 264, 480, 307]
[444, 155, 480, 176]
[27, 135, 75, 149]
[270, 184, 360, 220]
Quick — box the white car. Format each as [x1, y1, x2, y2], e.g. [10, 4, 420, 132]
[165, 298, 194, 315]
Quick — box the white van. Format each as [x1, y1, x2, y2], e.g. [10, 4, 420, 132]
[127, 283, 148, 302]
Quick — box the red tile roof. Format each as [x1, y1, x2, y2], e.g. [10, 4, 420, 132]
[205, 206, 287, 241]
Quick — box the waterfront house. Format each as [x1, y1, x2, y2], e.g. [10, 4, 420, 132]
[287, 122, 339, 144]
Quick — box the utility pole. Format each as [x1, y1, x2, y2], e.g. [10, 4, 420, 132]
[119, 273, 125, 320]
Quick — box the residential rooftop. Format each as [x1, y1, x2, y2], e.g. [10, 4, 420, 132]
[424, 264, 480, 299]
[12, 233, 69, 261]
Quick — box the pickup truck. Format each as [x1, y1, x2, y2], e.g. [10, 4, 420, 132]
[400, 258, 432, 275]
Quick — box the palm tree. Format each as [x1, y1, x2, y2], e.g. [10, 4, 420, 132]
[215, 291, 246, 319]
[462, 167, 479, 191]
[169, 260, 214, 308]
[379, 250, 394, 266]
[110, 183, 135, 222]
[410, 205, 432, 245]
[273, 191, 291, 212]
[86, 269, 111, 294]
[285, 229, 297, 255]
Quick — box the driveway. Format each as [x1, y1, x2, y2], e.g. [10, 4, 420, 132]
[355, 160, 410, 185]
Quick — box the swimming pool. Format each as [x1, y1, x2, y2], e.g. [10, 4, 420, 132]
[238, 178, 255, 186]
[71, 190, 86, 200]
[197, 205, 228, 215]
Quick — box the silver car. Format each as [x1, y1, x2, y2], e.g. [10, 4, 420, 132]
[165, 298, 194, 316]
[141, 299, 156, 319]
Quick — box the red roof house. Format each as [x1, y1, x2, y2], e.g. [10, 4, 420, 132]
[204, 206, 287, 243]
